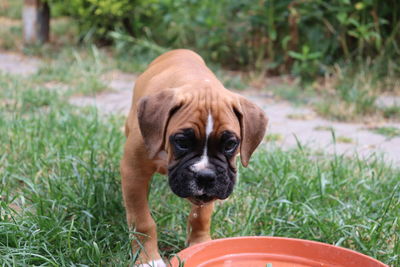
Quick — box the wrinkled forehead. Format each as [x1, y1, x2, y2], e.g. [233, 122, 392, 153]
[166, 103, 240, 139]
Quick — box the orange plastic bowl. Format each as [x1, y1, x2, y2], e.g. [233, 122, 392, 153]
[170, 236, 387, 267]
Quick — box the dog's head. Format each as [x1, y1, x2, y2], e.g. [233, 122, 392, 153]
[137, 85, 268, 205]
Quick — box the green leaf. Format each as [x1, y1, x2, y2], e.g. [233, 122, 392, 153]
[288, 51, 304, 60]
[336, 12, 348, 24]
[308, 52, 322, 60]
[282, 35, 291, 50]
[302, 45, 310, 55]
[269, 30, 277, 41]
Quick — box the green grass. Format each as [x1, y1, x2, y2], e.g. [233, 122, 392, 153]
[0, 72, 399, 266]
[314, 63, 400, 122]
[314, 126, 335, 132]
[265, 133, 283, 142]
[0, 44, 119, 96]
[262, 63, 400, 123]
[0, 0, 22, 19]
[31, 46, 111, 95]
[371, 126, 400, 139]
[335, 136, 354, 144]
[0, 73, 128, 265]
[269, 83, 316, 106]
[0, 23, 22, 50]
[382, 105, 400, 120]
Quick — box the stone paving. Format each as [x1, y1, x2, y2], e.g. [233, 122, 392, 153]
[1, 50, 399, 166]
[248, 95, 400, 165]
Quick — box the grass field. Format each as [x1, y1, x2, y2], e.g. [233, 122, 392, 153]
[0, 70, 399, 266]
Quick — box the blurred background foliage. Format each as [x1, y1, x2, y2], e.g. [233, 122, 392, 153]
[0, 0, 397, 120]
[44, 0, 399, 80]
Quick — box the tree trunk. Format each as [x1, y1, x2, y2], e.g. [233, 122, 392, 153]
[23, 0, 50, 44]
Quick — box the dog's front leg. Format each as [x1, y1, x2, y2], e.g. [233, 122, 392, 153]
[121, 142, 164, 266]
[187, 202, 214, 246]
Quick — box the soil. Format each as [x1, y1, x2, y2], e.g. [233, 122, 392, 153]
[0, 51, 40, 76]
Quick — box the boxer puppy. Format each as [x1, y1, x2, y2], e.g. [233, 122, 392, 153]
[120, 49, 268, 266]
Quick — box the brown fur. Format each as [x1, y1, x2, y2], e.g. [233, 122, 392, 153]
[120, 49, 268, 264]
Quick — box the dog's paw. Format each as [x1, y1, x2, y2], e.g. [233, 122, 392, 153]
[137, 258, 167, 267]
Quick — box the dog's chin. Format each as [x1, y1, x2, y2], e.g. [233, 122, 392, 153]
[187, 195, 216, 206]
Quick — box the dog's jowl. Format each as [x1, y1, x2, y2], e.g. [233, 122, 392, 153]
[120, 49, 268, 266]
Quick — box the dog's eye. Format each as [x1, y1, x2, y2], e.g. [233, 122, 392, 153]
[174, 134, 190, 150]
[223, 138, 238, 154]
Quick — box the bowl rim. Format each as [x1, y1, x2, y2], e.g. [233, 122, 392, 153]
[170, 236, 388, 267]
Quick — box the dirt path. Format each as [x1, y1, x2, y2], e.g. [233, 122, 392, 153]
[248, 94, 400, 165]
[1, 50, 399, 166]
[0, 52, 41, 76]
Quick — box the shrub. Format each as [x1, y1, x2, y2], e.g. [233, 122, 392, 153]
[47, 0, 400, 80]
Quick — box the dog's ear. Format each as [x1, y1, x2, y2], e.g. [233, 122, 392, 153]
[137, 90, 181, 159]
[234, 96, 268, 167]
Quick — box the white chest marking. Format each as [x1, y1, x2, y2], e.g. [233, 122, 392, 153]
[191, 113, 213, 171]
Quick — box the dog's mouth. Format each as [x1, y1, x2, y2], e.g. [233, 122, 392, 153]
[187, 195, 216, 205]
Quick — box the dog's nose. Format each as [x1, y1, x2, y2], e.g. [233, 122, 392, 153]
[196, 169, 216, 186]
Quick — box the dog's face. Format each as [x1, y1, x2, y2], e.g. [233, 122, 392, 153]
[137, 86, 267, 205]
[166, 108, 241, 205]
